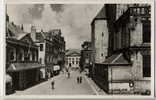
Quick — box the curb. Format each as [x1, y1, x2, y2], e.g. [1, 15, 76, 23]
[84, 75, 99, 95]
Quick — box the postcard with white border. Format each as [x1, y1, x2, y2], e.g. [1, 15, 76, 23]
[2, 0, 154, 99]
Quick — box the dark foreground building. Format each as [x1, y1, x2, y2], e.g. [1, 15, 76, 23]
[91, 4, 151, 95]
[6, 15, 42, 91]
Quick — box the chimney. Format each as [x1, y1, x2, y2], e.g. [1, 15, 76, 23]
[30, 26, 36, 41]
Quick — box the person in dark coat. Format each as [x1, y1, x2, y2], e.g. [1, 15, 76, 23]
[77, 76, 79, 84]
[51, 79, 55, 89]
[67, 72, 70, 78]
[79, 76, 82, 83]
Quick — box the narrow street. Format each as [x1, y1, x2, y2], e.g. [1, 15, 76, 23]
[12, 70, 99, 95]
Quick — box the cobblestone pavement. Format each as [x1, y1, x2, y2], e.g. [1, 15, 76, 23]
[11, 70, 106, 95]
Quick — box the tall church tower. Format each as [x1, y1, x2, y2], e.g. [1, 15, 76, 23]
[91, 5, 109, 63]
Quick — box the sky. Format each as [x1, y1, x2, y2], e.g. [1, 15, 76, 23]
[7, 4, 103, 49]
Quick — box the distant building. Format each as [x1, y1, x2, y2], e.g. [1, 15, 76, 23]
[80, 41, 92, 75]
[65, 49, 80, 70]
[91, 4, 151, 94]
[6, 15, 42, 90]
[30, 28, 65, 78]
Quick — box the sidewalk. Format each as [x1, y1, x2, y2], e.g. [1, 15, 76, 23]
[84, 75, 107, 95]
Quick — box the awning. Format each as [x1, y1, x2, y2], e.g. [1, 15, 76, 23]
[7, 63, 43, 72]
[6, 74, 12, 83]
[97, 53, 131, 66]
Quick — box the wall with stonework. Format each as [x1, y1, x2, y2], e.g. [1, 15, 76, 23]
[94, 20, 109, 63]
[131, 52, 143, 80]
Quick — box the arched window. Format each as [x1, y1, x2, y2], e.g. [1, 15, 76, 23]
[17, 49, 24, 61]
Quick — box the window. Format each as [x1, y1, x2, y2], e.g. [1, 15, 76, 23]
[72, 61, 74, 64]
[18, 53, 23, 61]
[143, 55, 151, 77]
[143, 21, 151, 43]
[40, 44, 43, 51]
[9, 48, 16, 61]
[32, 51, 35, 61]
[39, 58, 42, 64]
[10, 51, 15, 61]
[76, 61, 79, 64]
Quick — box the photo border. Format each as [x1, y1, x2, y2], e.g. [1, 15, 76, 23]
[1, 0, 155, 99]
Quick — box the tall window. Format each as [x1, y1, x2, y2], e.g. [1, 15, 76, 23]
[32, 51, 35, 61]
[143, 21, 151, 43]
[143, 55, 151, 77]
[10, 50, 15, 61]
[39, 58, 42, 64]
[40, 44, 43, 51]
[18, 53, 23, 61]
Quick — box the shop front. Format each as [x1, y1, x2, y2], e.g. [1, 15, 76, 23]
[7, 63, 42, 90]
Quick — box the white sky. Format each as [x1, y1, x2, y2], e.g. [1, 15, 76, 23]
[7, 4, 103, 49]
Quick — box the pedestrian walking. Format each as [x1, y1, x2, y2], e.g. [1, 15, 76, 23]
[77, 76, 79, 84]
[80, 76, 82, 84]
[67, 72, 70, 78]
[51, 79, 55, 90]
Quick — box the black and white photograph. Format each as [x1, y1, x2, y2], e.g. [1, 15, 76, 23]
[5, 2, 154, 98]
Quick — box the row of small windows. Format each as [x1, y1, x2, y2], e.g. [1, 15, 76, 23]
[67, 61, 79, 65]
[67, 57, 80, 61]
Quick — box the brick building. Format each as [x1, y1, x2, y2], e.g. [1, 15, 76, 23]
[91, 4, 151, 94]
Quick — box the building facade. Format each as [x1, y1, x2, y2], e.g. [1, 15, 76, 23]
[80, 41, 92, 75]
[91, 4, 151, 95]
[65, 49, 80, 70]
[30, 28, 65, 78]
[6, 15, 42, 90]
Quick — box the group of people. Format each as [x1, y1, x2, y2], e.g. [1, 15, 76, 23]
[77, 76, 82, 84]
[50, 67, 84, 90]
